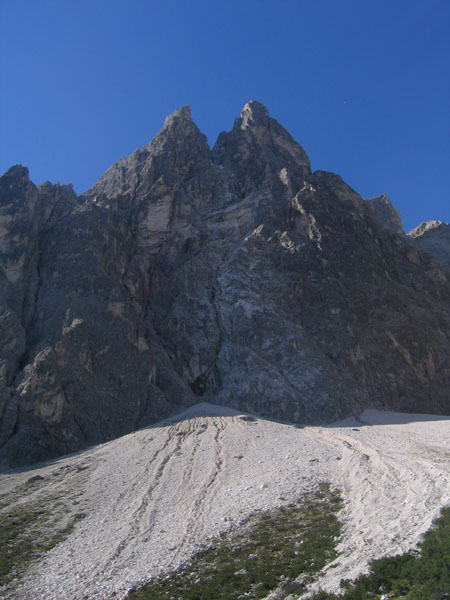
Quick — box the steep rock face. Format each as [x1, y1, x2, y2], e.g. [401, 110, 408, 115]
[0, 167, 79, 453]
[408, 220, 450, 270]
[1, 101, 450, 466]
[0, 167, 192, 465]
[0, 167, 77, 385]
[366, 193, 404, 234]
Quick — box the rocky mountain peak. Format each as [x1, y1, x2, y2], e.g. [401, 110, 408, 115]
[143, 103, 210, 169]
[1, 103, 450, 468]
[149, 103, 208, 154]
[408, 220, 446, 238]
[84, 105, 209, 201]
[238, 100, 270, 130]
[153, 104, 209, 150]
[162, 104, 193, 128]
[367, 193, 404, 235]
[408, 220, 450, 270]
[1, 165, 30, 188]
[212, 101, 311, 195]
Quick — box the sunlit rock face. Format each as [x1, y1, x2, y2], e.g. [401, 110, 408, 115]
[408, 220, 450, 271]
[1, 101, 450, 466]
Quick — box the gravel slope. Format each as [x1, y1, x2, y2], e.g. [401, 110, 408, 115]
[1, 402, 450, 599]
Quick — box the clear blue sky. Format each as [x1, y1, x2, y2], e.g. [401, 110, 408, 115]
[1, 0, 449, 232]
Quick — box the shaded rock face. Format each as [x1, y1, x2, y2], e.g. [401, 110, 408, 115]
[1, 101, 450, 466]
[408, 221, 450, 270]
[366, 193, 404, 235]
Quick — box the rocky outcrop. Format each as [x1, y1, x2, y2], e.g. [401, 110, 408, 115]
[408, 220, 450, 270]
[1, 101, 450, 466]
[0, 165, 191, 465]
[366, 193, 404, 234]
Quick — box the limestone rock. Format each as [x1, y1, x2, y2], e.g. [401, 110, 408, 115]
[366, 193, 404, 234]
[408, 221, 450, 270]
[1, 103, 450, 466]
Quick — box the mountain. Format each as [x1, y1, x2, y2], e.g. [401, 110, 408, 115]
[408, 220, 450, 271]
[366, 192, 404, 235]
[0, 101, 449, 466]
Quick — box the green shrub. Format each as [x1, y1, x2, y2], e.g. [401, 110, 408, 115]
[127, 485, 342, 600]
[310, 505, 450, 600]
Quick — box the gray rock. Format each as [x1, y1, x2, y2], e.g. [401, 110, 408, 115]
[1, 102, 450, 466]
[366, 193, 404, 234]
[408, 220, 450, 270]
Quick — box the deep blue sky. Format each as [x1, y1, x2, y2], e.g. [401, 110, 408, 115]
[1, 0, 449, 232]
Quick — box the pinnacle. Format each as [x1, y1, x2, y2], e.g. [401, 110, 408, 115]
[408, 220, 446, 237]
[144, 103, 208, 154]
[3, 164, 30, 180]
[239, 100, 270, 129]
[162, 105, 193, 129]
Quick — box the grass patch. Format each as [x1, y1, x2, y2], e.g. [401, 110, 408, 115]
[126, 484, 342, 600]
[0, 497, 85, 588]
[311, 505, 450, 600]
[0, 475, 46, 511]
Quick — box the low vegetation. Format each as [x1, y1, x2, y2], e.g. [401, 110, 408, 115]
[0, 497, 84, 588]
[311, 506, 450, 600]
[0, 468, 88, 593]
[126, 483, 342, 600]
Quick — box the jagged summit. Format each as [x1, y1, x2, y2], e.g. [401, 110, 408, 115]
[408, 220, 447, 237]
[408, 220, 450, 270]
[367, 193, 404, 235]
[151, 103, 207, 151]
[86, 102, 311, 201]
[0, 102, 449, 467]
[2, 164, 30, 182]
[162, 104, 193, 128]
[212, 101, 311, 193]
[84, 104, 209, 201]
[238, 100, 270, 130]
